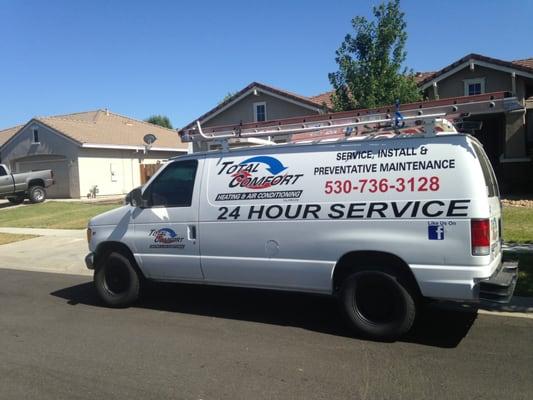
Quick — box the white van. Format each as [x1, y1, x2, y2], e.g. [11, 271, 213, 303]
[85, 120, 517, 339]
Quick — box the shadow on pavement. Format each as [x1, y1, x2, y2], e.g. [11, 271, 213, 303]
[51, 281, 477, 348]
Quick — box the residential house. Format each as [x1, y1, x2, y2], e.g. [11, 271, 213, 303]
[181, 82, 331, 151]
[180, 53, 533, 192]
[0, 110, 187, 198]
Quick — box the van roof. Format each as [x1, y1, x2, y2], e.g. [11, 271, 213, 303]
[172, 131, 470, 160]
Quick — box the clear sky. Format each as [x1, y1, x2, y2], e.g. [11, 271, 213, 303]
[1, 0, 532, 130]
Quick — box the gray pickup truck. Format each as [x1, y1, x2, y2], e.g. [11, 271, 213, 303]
[0, 163, 55, 204]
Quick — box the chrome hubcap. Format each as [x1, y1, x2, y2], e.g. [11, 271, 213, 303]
[34, 189, 44, 200]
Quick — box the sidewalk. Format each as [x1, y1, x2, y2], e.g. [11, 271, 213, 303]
[0, 195, 123, 210]
[0, 233, 90, 276]
[0, 227, 85, 238]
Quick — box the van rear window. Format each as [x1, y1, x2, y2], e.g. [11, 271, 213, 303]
[471, 141, 499, 197]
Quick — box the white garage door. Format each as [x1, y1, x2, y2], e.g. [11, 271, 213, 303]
[16, 158, 71, 198]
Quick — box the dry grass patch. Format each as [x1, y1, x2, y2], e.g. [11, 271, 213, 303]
[0, 233, 38, 245]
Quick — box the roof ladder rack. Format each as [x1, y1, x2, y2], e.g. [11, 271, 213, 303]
[180, 92, 523, 146]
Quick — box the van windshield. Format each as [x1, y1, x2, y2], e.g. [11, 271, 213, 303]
[471, 141, 499, 197]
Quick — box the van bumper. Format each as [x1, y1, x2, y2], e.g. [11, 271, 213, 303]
[85, 252, 95, 270]
[477, 261, 518, 304]
[410, 253, 517, 302]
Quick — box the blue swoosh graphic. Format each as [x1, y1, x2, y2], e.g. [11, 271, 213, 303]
[240, 156, 288, 174]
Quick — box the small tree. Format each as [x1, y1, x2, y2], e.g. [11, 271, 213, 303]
[145, 115, 173, 129]
[219, 92, 236, 104]
[328, 0, 421, 111]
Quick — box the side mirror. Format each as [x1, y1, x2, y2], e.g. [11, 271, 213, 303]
[128, 187, 149, 208]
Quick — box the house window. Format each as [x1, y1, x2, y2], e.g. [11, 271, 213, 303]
[254, 102, 267, 122]
[32, 128, 39, 143]
[464, 78, 485, 96]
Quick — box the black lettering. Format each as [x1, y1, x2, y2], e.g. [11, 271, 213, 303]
[422, 200, 445, 217]
[303, 204, 321, 219]
[391, 202, 413, 218]
[328, 203, 345, 219]
[447, 200, 470, 217]
[280, 175, 292, 185]
[218, 161, 233, 175]
[271, 176, 283, 186]
[266, 205, 283, 219]
[227, 164, 239, 174]
[248, 205, 265, 219]
[218, 207, 229, 220]
[410, 201, 421, 217]
[347, 203, 365, 219]
[367, 202, 388, 218]
[284, 204, 303, 219]
[291, 174, 304, 184]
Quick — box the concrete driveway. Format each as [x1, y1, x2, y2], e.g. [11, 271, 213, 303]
[0, 228, 90, 276]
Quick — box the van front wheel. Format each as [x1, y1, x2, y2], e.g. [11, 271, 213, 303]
[340, 270, 416, 340]
[94, 251, 140, 307]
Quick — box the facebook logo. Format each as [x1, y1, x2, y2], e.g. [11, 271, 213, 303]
[428, 225, 445, 240]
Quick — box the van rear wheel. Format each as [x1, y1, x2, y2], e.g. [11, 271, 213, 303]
[340, 270, 416, 340]
[94, 251, 140, 307]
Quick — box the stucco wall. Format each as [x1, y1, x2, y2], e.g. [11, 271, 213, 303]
[0, 122, 81, 197]
[204, 91, 319, 127]
[77, 148, 181, 197]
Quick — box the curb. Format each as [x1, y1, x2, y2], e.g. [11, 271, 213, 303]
[503, 244, 533, 255]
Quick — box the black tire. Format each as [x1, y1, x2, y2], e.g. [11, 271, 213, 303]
[340, 269, 417, 340]
[28, 186, 46, 203]
[94, 251, 141, 307]
[7, 195, 24, 204]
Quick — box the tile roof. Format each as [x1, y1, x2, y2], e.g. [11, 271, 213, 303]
[0, 110, 186, 150]
[306, 72, 435, 111]
[414, 71, 436, 84]
[0, 125, 23, 147]
[417, 53, 533, 87]
[512, 57, 533, 70]
[309, 91, 334, 108]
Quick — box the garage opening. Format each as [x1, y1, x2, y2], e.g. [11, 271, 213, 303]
[14, 155, 71, 198]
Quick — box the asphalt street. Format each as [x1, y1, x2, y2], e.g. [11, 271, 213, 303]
[0, 268, 532, 400]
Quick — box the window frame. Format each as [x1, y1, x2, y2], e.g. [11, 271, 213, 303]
[464, 78, 486, 96]
[253, 101, 267, 122]
[32, 127, 40, 144]
[144, 159, 198, 208]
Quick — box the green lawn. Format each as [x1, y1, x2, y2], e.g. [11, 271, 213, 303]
[502, 206, 533, 244]
[0, 201, 121, 229]
[0, 232, 38, 245]
[501, 206, 533, 297]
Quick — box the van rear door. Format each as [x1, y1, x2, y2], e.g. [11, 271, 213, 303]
[471, 140, 501, 259]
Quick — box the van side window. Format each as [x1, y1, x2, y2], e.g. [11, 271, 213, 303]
[0, 165, 6, 176]
[149, 160, 198, 207]
[472, 142, 498, 197]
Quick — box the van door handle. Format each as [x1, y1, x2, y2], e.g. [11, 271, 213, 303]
[187, 225, 196, 240]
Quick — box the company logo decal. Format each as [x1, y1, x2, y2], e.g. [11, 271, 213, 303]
[215, 156, 304, 201]
[428, 224, 445, 240]
[149, 228, 185, 248]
